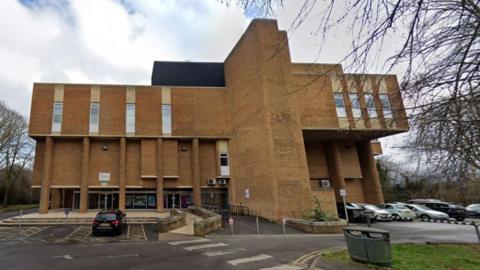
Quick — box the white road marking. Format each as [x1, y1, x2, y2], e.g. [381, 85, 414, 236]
[259, 264, 305, 270]
[226, 254, 273, 266]
[184, 242, 228, 251]
[106, 254, 139, 258]
[168, 238, 211, 245]
[53, 255, 74, 260]
[202, 248, 246, 257]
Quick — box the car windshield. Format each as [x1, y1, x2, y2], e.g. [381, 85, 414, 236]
[96, 213, 116, 220]
[363, 205, 380, 211]
[414, 204, 432, 211]
[467, 204, 480, 210]
[394, 204, 407, 209]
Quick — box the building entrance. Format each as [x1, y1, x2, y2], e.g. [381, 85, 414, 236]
[87, 189, 119, 210]
[164, 190, 192, 209]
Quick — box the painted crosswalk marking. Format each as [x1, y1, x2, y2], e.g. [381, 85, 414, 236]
[226, 254, 273, 266]
[168, 238, 211, 246]
[259, 265, 305, 270]
[202, 248, 246, 257]
[184, 242, 228, 251]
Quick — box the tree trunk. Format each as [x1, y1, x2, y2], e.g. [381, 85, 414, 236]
[2, 184, 9, 208]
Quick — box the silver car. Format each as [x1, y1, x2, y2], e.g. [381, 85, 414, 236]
[358, 203, 392, 221]
[405, 204, 449, 220]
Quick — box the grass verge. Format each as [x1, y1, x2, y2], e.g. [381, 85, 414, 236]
[323, 243, 480, 270]
[0, 204, 38, 213]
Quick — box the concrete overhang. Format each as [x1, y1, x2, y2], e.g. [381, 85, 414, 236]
[302, 128, 408, 142]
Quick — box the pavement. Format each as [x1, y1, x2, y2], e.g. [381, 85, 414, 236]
[0, 208, 39, 220]
[211, 216, 306, 235]
[0, 219, 479, 269]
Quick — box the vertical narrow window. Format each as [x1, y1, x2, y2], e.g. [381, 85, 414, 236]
[89, 102, 100, 133]
[334, 93, 347, 117]
[364, 94, 377, 118]
[349, 93, 362, 118]
[126, 103, 135, 133]
[162, 104, 171, 135]
[379, 94, 393, 119]
[220, 153, 230, 176]
[52, 102, 63, 132]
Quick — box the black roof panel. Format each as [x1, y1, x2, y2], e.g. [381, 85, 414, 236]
[151, 61, 225, 87]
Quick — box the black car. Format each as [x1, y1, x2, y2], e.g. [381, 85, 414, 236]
[337, 202, 375, 223]
[466, 204, 480, 218]
[92, 210, 127, 236]
[407, 199, 467, 221]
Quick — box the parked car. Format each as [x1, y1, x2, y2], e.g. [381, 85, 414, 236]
[408, 199, 467, 221]
[405, 204, 449, 220]
[337, 202, 375, 223]
[466, 204, 480, 218]
[357, 203, 392, 221]
[92, 210, 127, 236]
[377, 203, 416, 220]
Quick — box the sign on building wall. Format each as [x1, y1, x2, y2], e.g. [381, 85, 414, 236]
[244, 188, 250, 199]
[99, 173, 110, 186]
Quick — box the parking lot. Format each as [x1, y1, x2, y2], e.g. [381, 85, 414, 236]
[0, 224, 159, 245]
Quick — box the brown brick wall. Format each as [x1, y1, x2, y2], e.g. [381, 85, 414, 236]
[52, 140, 82, 186]
[61, 85, 89, 134]
[141, 139, 156, 176]
[99, 87, 126, 135]
[345, 178, 365, 203]
[162, 139, 178, 177]
[126, 140, 141, 186]
[339, 141, 363, 178]
[29, 84, 54, 134]
[32, 140, 44, 186]
[88, 140, 120, 186]
[177, 140, 192, 186]
[199, 141, 217, 186]
[136, 87, 162, 135]
[305, 142, 330, 179]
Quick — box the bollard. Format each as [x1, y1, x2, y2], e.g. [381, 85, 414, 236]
[256, 216, 260, 234]
[367, 217, 371, 227]
[282, 218, 286, 234]
[230, 223, 234, 235]
[19, 209, 23, 227]
[472, 221, 480, 243]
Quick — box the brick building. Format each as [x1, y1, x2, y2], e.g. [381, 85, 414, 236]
[29, 19, 408, 221]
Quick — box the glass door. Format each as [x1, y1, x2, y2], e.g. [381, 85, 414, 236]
[167, 194, 181, 209]
[99, 193, 117, 209]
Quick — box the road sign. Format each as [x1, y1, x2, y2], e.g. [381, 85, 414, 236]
[229, 218, 234, 225]
[339, 189, 347, 197]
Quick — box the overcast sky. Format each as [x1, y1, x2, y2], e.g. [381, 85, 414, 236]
[0, 0, 407, 156]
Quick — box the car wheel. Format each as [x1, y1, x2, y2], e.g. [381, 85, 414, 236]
[392, 214, 400, 220]
[455, 217, 465, 221]
[420, 214, 430, 220]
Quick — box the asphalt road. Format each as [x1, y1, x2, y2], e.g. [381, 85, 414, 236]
[0, 220, 478, 270]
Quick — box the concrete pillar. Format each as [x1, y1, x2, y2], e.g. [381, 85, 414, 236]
[79, 137, 90, 213]
[191, 138, 201, 206]
[39, 137, 54, 214]
[357, 140, 384, 204]
[156, 138, 164, 212]
[119, 137, 126, 211]
[325, 141, 346, 202]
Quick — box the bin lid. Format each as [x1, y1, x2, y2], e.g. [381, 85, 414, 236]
[343, 226, 389, 234]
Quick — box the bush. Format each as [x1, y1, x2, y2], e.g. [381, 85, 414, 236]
[306, 196, 338, 221]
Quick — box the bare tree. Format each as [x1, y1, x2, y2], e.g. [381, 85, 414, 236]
[0, 102, 34, 207]
[226, 0, 480, 171]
